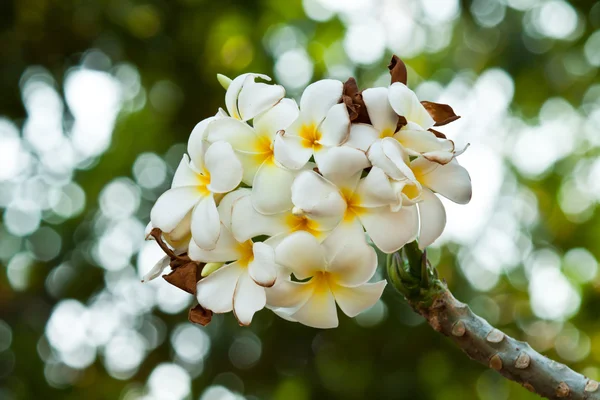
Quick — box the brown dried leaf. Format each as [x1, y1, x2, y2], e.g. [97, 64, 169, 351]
[188, 304, 213, 326]
[428, 128, 447, 139]
[341, 77, 371, 124]
[163, 261, 203, 295]
[388, 55, 408, 85]
[421, 101, 460, 126]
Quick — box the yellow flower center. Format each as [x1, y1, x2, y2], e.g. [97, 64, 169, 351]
[237, 240, 254, 267]
[340, 188, 364, 222]
[402, 182, 421, 200]
[285, 213, 321, 237]
[299, 123, 322, 150]
[310, 271, 333, 294]
[196, 172, 211, 196]
[380, 128, 395, 138]
[253, 134, 275, 166]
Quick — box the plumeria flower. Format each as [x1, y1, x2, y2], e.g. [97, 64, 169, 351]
[293, 146, 419, 254]
[141, 218, 191, 282]
[222, 73, 285, 121]
[266, 231, 386, 329]
[274, 79, 350, 170]
[150, 140, 242, 251]
[188, 190, 280, 326]
[229, 169, 347, 243]
[346, 85, 458, 165]
[368, 138, 472, 248]
[206, 98, 303, 214]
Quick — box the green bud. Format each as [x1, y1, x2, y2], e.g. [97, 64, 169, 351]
[201, 262, 224, 277]
[216, 74, 232, 90]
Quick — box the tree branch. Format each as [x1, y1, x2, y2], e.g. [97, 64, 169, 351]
[387, 243, 600, 400]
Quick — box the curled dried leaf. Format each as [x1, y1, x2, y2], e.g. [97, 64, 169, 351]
[388, 55, 408, 85]
[189, 304, 213, 326]
[341, 77, 371, 124]
[428, 128, 447, 139]
[163, 261, 203, 295]
[421, 101, 460, 126]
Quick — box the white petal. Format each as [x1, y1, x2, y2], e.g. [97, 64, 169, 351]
[315, 146, 369, 190]
[235, 150, 268, 186]
[331, 280, 386, 318]
[248, 242, 278, 287]
[362, 87, 398, 133]
[327, 242, 378, 287]
[417, 188, 446, 249]
[191, 194, 220, 250]
[238, 75, 285, 121]
[388, 82, 435, 129]
[358, 205, 419, 254]
[206, 117, 259, 152]
[187, 117, 214, 167]
[142, 255, 170, 282]
[318, 103, 350, 147]
[266, 272, 314, 309]
[291, 171, 346, 231]
[164, 211, 192, 250]
[380, 138, 417, 181]
[150, 187, 200, 233]
[252, 161, 296, 215]
[232, 194, 288, 242]
[273, 133, 313, 170]
[217, 188, 251, 229]
[291, 279, 338, 329]
[225, 73, 252, 119]
[414, 158, 472, 204]
[196, 262, 244, 313]
[275, 231, 326, 280]
[204, 141, 243, 193]
[253, 98, 299, 140]
[395, 129, 454, 163]
[171, 154, 200, 188]
[233, 272, 267, 325]
[367, 140, 405, 181]
[300, 79, 343, 124]
[188, 223, 240, 263]
[354, 167, 397, 208]
[345, 123, 381, 152]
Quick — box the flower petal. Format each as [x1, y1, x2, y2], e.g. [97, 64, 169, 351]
[142, 255, 170, 282]
[345, 123, 380, 152]
[367, 140, 408, 181]
[206, 117, 258, 152]
[331, 280, 386, 318]
[187, 116, 214, 167]
[266, 272, 314, 309]
[248, 242, 278, 287]
[150, 186, 200, 233]
[233, 272, 267, 325]
[318, 103, 350, 147]
[354, 166, 397, 208]
[238, 75, 285, 121]
[388, 82, 435, 129]
[327, 240, 378, 287]
[358, 204, 419, 254]
[196, 261, 244, 313]
[300, 79, 343, 124]
[232, 194, 288, 242]
[253, 98, 299, 140]
[252, 161, 296, 215]
[395, 128, 454, 164]
[225, 73, 253, 119]
[362, 87, 398, 133]
[205, 141, 243, 193]
[171, 154, 200, 188]
[315, 146, 369, 190]
[417, 188, 446, 249]
[413, 158, 472, 204]
[275, 231, 326, 280]
[191, 194, 221, 250]
[273, 133, 313, 170]
[235, 150, 267, 186]
[290, 280, 338, 329]
[188, 223, 240, 263]
[291, 171, 346, 231]
[217, 188, 251, 229]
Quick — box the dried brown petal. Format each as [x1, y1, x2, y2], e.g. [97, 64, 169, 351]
[421, 101, 461, 126]
[388, 55, 408, 85]
[428, 128, 447, 139]
[188, 304, 213, 326]
[163, 261, 203, 295]
[341, 77, 371, 124]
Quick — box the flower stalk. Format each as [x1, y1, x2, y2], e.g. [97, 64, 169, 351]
[386, 246, 600, 400]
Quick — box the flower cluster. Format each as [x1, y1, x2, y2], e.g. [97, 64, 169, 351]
[145, 58, 471, 329]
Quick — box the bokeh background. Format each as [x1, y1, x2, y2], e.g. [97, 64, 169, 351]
[1, 0, 600, 398]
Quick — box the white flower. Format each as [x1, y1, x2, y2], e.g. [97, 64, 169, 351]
[293, 146, 419, 254]
[266, 231, 386, 329]
[206, 99, 302, 214]
[346, 85, 457, 164]
[273, 79, 350, 170]
[150, 141, 242, 251]
[142, 220, 191, 282]
[223, 73, 285, 121]
[368, 138, 472, 248]
[188, 190, 280, 326]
